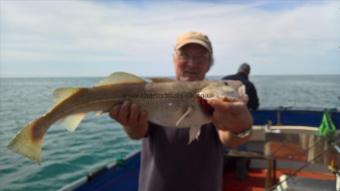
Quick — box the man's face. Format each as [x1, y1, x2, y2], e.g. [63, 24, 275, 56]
[174, 44, 211, 81]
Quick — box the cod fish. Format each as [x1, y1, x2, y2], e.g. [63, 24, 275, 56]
[7, 72, 247, 163]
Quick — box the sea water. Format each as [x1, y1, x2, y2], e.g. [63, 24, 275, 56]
[0, 75, 339, 191]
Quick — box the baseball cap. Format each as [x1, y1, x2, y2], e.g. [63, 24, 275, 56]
[175, 32, 213, 54]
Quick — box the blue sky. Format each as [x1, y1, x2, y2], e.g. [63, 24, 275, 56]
[0, 0, 339, 77]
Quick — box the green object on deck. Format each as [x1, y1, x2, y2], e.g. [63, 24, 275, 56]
[318, 111, 336, 137]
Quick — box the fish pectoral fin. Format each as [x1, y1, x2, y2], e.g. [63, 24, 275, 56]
[62, 113, 86, 132]
[96, 72, 146, 87]
[188, 126, 201, 144]
[175, 106, 193, 127]
[53, 88, 80, 107]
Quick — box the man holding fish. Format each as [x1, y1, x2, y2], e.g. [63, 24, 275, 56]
[7, 31, 253, 191]
[109, 32, 253, 191]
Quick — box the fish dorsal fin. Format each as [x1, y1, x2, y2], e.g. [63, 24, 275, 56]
[96, 72, 146, 87]
[175, 106, 193, 127]
[149, 77, 175, 83]
[53, 88, 80, 107]
[61, 113, 86, 132]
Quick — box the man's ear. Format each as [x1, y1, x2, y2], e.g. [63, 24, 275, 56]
[208, 57, 214, 70]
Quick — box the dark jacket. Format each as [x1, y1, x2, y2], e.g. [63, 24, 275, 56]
[222, 72, 259, 110]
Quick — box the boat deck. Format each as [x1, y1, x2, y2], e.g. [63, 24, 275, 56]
[62, 151, 336, 191]
[60, 108, 340, 191]
[223, 167, 335, 191]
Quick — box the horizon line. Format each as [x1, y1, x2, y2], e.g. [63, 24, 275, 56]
[1, 74, 340, 79]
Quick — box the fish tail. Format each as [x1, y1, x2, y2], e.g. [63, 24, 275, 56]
[7, 117, 48, 164]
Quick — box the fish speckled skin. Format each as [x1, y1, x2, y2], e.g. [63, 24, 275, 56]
[7, 72, 245, 163]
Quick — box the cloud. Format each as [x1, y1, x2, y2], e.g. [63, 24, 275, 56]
[0, 0, 339, 77]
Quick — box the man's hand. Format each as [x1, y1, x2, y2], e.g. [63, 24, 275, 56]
[109, 101, 148, 139]
[208, 98, 252, 132]
[207, 98, 253, 147]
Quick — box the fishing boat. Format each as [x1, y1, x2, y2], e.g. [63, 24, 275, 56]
[59, 107, 340, 191]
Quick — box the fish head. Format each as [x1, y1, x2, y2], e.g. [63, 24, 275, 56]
[198, 80, 248, 101]
[197, 80, 249, 115]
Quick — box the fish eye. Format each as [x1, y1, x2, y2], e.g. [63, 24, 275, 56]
[223, 80, 229, 86]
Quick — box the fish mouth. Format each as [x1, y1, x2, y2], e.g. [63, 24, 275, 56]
[197, 96, 214, 116]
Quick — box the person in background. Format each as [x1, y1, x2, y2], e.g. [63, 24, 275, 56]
[109, 32, 253, 191]
[223, 63, 259, 110]
[222, 63, 260, 179]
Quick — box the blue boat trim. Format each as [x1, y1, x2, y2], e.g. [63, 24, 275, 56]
[252, 107, 340, 128]
[59, 151, 140, 191]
